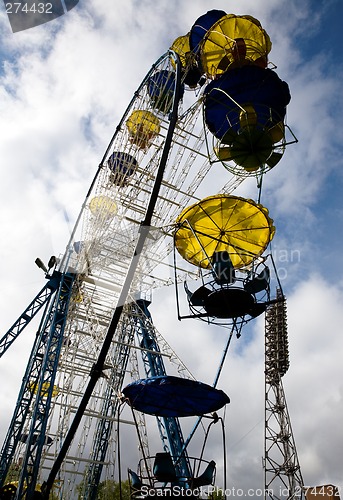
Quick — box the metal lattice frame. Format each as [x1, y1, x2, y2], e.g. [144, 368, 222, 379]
[264, 289, 304, 500]
[0, 49, 249, 499]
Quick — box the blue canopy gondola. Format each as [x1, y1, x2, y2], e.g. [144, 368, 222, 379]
[107, 151, 138, 185]
[147, 70, 184, 114]
[204, 65, 291, 141]
[204, 66, 291, 171]
[122, 375, 230, 417]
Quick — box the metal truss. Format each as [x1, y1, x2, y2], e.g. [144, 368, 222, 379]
[264, 289, 304, 500]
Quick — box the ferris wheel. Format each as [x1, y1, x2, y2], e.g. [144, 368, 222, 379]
[0, 10, 300, 500]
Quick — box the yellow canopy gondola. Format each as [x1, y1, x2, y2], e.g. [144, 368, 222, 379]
[126, 110, 160, 150]
[171, 33, 191, 69]
[170, 33, 203, 88]
[200, 14, 272, 78]
[174, 194, 275, 270]
[28, 381, 59, 398]
[89, 195, 118, 219]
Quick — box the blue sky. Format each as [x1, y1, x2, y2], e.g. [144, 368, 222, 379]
[0, 0, 342, 496]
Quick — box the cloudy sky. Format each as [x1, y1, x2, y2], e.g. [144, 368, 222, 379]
[0, 0, 342, 496]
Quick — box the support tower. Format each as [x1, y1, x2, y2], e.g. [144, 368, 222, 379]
[264, 289, 304, 500]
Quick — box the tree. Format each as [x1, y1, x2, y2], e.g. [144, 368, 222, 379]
[76, 478, 130, 500]
[97, 479, 130, 500]
[208, 487, 224, 500]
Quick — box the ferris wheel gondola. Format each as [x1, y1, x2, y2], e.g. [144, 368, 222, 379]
[203, 65, 292, 174]
[122, 375, 230, 417]
[174, 194, 275, 269]
[174, 194, 275, 325]
[198, 13, 272, 77]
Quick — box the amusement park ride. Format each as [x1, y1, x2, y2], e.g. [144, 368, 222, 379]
[0, 9, 338, 500]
